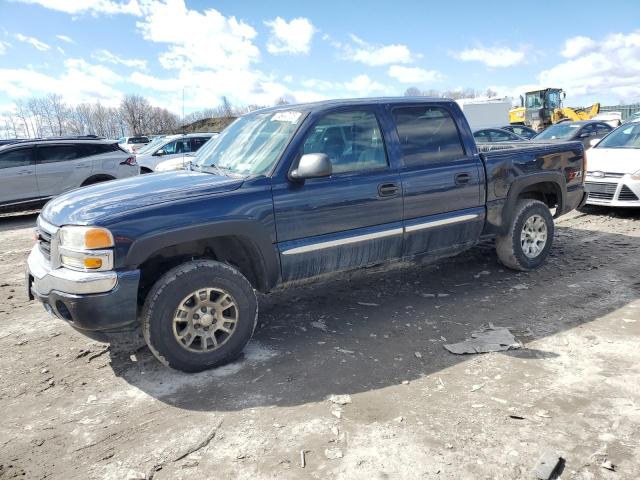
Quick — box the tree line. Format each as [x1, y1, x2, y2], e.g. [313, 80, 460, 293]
[404, 87, 498, 100]
[0, 93, 269, 140]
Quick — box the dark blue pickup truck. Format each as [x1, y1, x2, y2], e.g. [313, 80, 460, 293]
[27, 98, 587, 372]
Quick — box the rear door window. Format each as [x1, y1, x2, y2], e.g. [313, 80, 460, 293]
[37, 144, 81, 163]
[489, 129, 518, 142]
[0, 147, 34, 169]
[392, 106, 465, 166]
[190, 137, 209, 151]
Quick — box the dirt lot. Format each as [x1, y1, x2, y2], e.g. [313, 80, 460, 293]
[1, 207, 639, 479]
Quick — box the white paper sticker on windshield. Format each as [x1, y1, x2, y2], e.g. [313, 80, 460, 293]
[271, 111, 302, 123]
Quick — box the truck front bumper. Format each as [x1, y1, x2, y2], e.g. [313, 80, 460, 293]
[27, 246, 140, 339]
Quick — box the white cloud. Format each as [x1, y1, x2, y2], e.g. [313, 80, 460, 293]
[340, 34, 416, 66]
[265, 16, 315, 55]
[0, 58, 123, 105]
[539, 31, 640, 103]
[14, 0, 141, 16]
[56, 34, 74, 44]
[93, 49, 147, 69]
[344, 74, 387, 96]
[387, 65, 444, 84]
[453, 45, 525, 68]
[0, 41, 10, 55]
[135, 1, 259, 71]
[14, 33, 50, 51]
[561, 36, 596, 58]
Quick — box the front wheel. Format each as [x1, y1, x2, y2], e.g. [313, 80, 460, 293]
[496, 199, 554, 271]
[141, 260, 258, 372]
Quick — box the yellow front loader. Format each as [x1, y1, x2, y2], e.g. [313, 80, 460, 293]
[509, 88, 600, 131]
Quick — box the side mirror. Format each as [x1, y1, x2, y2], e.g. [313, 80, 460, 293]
[155, 149, 166, 156]
[589, 138, 601, 147]
[290, 153, 332, 181]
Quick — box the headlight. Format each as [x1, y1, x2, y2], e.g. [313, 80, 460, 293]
[59, 226, 113, 250]
[58, 226, 114, 271]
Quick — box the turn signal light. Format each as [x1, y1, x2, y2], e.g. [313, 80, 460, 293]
[83, 258, 103, 269]
[85, 229, 113, 249]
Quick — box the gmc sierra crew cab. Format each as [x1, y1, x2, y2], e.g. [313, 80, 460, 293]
[27, 98, 587, 372]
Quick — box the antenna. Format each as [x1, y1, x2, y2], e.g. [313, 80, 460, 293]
[182, 87, 185, 136]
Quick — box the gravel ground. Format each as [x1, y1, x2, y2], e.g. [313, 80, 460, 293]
[1, 207, 639, 479]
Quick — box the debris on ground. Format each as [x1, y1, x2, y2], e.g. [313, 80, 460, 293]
[532, 451, 564, 479]
[444, 326, 520, 354]
[324, 448, 343, 460]
[299, 450, 306, 468]
[601, 459, 616, 471]
[328, 394, 352, 405]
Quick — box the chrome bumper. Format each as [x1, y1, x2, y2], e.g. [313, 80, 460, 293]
[27, 245, 117, 296]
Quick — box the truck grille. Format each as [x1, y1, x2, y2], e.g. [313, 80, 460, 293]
[585, 181, 617, 201]
[37, 219, 57, 263]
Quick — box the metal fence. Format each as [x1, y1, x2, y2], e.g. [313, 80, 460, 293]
[600, 104, 640, 120]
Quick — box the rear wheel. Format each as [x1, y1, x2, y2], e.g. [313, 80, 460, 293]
[141, 260, 258, 372]
[496, 199, 554, 271]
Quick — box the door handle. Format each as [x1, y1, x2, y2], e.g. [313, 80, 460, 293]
[17, 170, 31, 175]
[378, 182, 399, 197]
[75, 163, 89, 168]
[455, 172, 471, 185]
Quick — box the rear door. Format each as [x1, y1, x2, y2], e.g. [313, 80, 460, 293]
[272, 107, 403, 282]
[0, 146, 38, 206]
[390, 104, 485, 258]
[35, 143, 90, 197]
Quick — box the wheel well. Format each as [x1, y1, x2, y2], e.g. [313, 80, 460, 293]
[140, 167, 153, 174]
[517, 182, 560, 211]
[137, 236, 266, 305]
[82, 174, 115, 186]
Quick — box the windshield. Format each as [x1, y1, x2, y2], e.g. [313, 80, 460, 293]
[525, 92, 543, 109]
[194, 110, 304, 176]
[535, 123, 581, 140]
[546, 90, 562, 109]
[137, 136, 168, 155]
[597, 123, 640, 149]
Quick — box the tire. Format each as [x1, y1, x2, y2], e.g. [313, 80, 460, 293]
[141, 260, 258, 372]
[496, 199, 554, 271]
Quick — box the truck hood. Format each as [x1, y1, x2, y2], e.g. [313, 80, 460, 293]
[587, 147, 640, 174]
[41, 171, 244, 226]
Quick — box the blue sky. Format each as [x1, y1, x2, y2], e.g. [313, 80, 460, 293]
[1, 0, 639, 114]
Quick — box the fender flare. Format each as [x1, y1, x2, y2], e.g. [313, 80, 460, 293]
[501, 172, 566, 231]
[125, 219, 280, 292]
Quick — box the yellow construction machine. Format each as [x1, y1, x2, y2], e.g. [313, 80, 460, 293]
[509, 88, 600, 131]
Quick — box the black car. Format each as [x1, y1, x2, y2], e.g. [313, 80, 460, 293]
[501, 125, 537, 139]
[532, 120, 613, 148]
[473, 128, 526, 143]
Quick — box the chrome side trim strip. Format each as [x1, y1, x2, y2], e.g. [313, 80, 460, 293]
[282, 227, 403, 255]
[281, 213, 480, 256]
[405, 213, 479, 233]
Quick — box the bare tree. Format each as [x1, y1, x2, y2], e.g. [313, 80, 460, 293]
[48, 94, 66, 136]
[404, 87, 422, 97]
[120, 94, 152, 135]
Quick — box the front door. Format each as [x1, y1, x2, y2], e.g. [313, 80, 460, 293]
[0, 146, 38, 207]
[272, 108, 403, 282]
[389, 104, 485, 258]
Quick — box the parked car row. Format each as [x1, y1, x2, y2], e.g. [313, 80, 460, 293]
[0, 137, 138, 212]
[0, 132, 218, 213]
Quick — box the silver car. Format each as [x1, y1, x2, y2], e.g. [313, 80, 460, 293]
[0, 137, 139, 213]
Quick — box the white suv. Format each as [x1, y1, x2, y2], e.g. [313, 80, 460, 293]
[136, 133, 216, 173]
[118, 136, 150, 153]
[0, 137, 139, 213]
